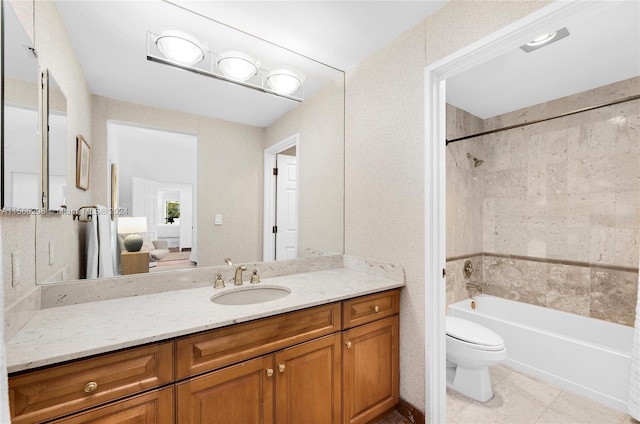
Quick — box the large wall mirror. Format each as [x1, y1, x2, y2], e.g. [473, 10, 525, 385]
[22, 0, 344, 284]
[2, 0, 41, 211]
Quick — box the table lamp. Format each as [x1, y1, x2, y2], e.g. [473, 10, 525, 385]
[117, 216, 148, 252]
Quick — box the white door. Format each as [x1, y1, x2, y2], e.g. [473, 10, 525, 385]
[131, 176, 158, 239]
[275, 154, 297, 260]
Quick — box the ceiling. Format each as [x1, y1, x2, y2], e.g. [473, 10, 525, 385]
[8, 1, 639, 125]
[446, 0, 640, 119]
[53, 1, 446, 127]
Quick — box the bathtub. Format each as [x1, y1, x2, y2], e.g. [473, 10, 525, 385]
[448, 294, 634, 412]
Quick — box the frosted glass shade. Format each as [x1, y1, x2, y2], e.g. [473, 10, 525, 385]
[156, 29, 205, 66]
[266, 69, 304, 95]
[216, 50, 259, 82]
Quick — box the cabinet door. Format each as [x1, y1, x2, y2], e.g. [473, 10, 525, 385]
[342, 315, 399, 424]
[176, 355, 275, 424]
[275, 334, 342, 424]
[49, 387, 173, 423]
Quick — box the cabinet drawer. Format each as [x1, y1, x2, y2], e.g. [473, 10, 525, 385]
[176, 303, 341, 379]
[9, 341, 174, 423]
[342, 289, 399, 329]
[49, 387, 174, 424]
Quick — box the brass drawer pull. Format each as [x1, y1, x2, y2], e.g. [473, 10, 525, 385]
[373, 305, 379, 313]
[266, 368, 274, 377]
[278, 364, 286, 373]
[84, 381, 98, 393]
[345, 341, 352, 349]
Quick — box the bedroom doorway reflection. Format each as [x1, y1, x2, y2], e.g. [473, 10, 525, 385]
[108, 122, 197, 273]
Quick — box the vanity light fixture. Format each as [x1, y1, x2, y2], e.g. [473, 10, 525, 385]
[147, 28, 304, 102]
[266, 68, 305, 96]
[215, 49, 260, 82]
[155, 29, 206, 66]
[520, 27, 570, 53]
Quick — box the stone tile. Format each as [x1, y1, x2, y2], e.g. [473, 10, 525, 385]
[567, 158, 591, 194]
[475, 371, 560, 423]
[489, 365, 512, 385]
[589, 226, 617, 265]
[590, 192, 617, 227]
[509, 259, 547, 294]
[545, 292, 590, 316]
[567, 193, 590, 227]
[616, 153, 640, 193]
[614, 228, 640, 268]
[589, 156, 618, 193]
[536, 390, 626, 424]
[615, 192, 640, 228]
[447, 387, 474, 420]
[547, 163, 568, 195]
[546, 263, 590, 296]
[526, 226, 547, 258]
[590, 268, 638, 326]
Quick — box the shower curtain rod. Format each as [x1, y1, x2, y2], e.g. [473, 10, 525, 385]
[445, 94, 640, 145]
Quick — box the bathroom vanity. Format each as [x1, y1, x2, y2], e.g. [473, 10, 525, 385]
[7, 269, 402, 423]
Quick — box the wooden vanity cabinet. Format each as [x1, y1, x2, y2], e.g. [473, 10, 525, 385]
[342, 290, 400, 424]
[176, 333, 342, 424]
[8, 289, 400, 424]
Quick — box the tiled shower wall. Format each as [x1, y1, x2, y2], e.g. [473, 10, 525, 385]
[446, 77, 640, 326]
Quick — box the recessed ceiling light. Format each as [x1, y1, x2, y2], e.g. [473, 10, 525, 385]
[520, 27, 570, 53]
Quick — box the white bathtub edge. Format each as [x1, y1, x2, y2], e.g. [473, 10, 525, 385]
[504, 359, 628, 413]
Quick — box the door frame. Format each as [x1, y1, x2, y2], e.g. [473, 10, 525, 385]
[263, 133, 299, 261]
[423, 2, 615, 422]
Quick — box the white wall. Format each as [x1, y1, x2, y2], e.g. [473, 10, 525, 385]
[344, 0, 551, 412]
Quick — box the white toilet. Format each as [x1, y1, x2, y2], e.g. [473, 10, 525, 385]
[446, 316, 507, 402]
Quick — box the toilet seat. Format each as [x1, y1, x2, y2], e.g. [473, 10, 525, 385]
[446, 316, 505, 351]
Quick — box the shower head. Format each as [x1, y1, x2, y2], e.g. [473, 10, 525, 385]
[466, 152, 484, 168]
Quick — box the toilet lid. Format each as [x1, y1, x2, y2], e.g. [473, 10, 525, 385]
[446, 316, 505, 350]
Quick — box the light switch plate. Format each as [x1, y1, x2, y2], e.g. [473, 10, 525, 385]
[215, 214, 222, 225]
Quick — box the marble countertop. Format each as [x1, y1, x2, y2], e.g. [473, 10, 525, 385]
[6, 268, 404, 373]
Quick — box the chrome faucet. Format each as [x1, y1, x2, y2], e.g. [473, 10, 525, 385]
[234, 265, 247, 285]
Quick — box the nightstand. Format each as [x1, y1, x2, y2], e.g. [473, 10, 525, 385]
[121, 251, 149, 275]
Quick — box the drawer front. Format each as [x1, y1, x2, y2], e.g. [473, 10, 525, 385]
[176, 303, 341, 379]
[9, 341, 174, 423]
[342, 289, 400, 329]
[49, 387, 174, 424]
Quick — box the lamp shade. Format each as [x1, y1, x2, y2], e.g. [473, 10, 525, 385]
[117, 216, 147, 234]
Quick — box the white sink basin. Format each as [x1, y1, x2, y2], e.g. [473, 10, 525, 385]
[211, 286, 291, 305]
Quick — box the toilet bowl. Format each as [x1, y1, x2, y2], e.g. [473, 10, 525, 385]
[446, 316, 507, 402]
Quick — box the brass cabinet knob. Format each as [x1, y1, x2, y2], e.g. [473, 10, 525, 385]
[84, 381, 98, 393]
[373, 305, 379, 313]
[278, 364, 286, 373]
[345, 341, 352, 349]
[266, 368, 274, 377]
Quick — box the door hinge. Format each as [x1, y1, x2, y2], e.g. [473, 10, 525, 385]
[273, 167, 278, 176]
[272, 226, 278, 234]
[442, 269, 447, 278]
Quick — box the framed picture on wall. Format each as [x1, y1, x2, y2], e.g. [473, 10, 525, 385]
[76, 135, 91, 190]
[111, 163, 118, 220]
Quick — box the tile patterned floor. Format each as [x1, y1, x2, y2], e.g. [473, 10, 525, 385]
[376, 365, 637, 424]
[447, 365, 634, 424]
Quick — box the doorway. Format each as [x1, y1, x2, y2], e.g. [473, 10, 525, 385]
[263, 133, 299, 261]
[424, 2, 613, 422]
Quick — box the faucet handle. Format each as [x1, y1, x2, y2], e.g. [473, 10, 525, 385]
[224, 257, 233, 266]
[214, 272, 225, 289]
[250, 269, 261, 284]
